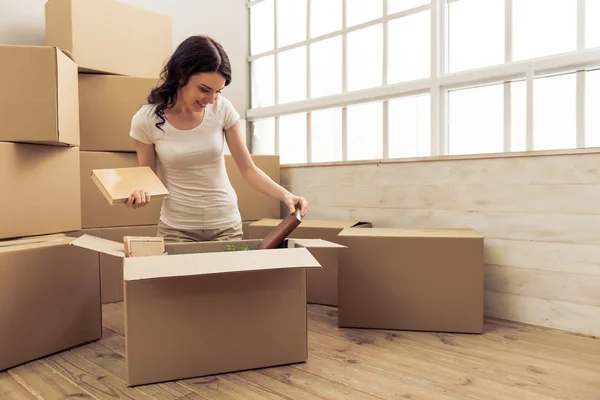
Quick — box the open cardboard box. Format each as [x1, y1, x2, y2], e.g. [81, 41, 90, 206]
[70, 234, 342, 386]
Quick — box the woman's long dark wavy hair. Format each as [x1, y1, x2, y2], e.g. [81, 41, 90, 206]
[147, 35, 232, 130]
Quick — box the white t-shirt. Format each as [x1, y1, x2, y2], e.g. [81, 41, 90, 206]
[129, 96, 242, 230]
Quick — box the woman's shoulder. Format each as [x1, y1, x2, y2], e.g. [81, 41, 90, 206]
[132, 103, 159, 123]
[213, 95, 236, 113]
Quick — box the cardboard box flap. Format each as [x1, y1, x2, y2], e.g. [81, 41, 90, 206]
[70, 234, 126, 258]
[54, 47, 75, 62]
[338, 227, 483, 239]
[0, 234, 71, 252]
[250, 219, 369, 229]
[291, 238, 347, 249]
[124, 247, 321, 281]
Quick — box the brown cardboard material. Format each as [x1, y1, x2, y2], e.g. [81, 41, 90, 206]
[80, 152, 163, 228]
[91, 166, 169, 205]
[247, 219, 371, 306]
[70, 234, 341, 386]
[336, 228, 484, 334]
[45, 0, 173, 78]
[78, 74, 158, 151]
[124, 236, 165, 257]
[0, 235, 101, 371]
[100, 225, 158, 304]
[0, 45, 78, 146]
[242, 221, 254, 239]
[225, 155, 280, 221]
[0, 143, 81, 240]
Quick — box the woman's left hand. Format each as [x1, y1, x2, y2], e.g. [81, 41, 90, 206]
[283, 194, 308, 218]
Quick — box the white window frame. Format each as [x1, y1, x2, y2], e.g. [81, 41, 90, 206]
[246, 0, 600, 164]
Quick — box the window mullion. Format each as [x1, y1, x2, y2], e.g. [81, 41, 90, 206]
[273, 0, 279, 105]
[504, 0, 513, 152]
[526, 64, 534, 151]
[342, 0, 348, 161]
[576, 0, 586, 148]
[431, 0, 446, 156]
[383, 0, 389, 159]
[306, 0, 312, 162]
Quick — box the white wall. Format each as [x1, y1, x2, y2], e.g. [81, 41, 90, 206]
[0, 0, 249, 115]
[283, 153, 600, 337]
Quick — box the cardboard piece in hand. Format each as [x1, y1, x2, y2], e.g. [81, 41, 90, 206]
[91, 166, 168, 205]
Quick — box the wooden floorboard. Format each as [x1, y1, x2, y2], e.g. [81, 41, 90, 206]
[2, 303, 599, 400]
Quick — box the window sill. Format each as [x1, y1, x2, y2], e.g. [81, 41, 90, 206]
[278, 147, 600, 169]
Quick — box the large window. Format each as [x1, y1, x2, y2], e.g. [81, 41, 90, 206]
[248, 0, 600, 165]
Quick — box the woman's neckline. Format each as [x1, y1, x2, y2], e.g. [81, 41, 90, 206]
[163, 108, 206, 132]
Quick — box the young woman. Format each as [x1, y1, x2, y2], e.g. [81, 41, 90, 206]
[126, 35, 308, 243]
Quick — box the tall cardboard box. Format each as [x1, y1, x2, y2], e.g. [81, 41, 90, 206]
[0, 45, 78, 146]
[79, 75, 158, 151]
[247, 220, 371, 306]
[225, 155, 280, 221]
[0, 235, 102, 371]
[70, 234, 342, 386]
[45, 0, 172, 78]
[80, 151, 163, 229]
[0, 143, 81, 240]
[337, 228, 484, 334]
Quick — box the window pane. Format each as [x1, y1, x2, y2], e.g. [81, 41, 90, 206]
[347, 102, 383, 161]
[388, 94, 431, 158]
[310, 0, 342, 38]
[448, 84, 504, 155]
[389, 0, 429, 14]
[587, 0, 600, 48]
[346, 0, 383, 27]
[448, 0, 504, 72]
[388, 11, 430, 84]
[276, 0, 307, 48]
[279, 113, 307, 164]
[511, 80, 527, 152]
[586, 70, 600, 147]
[310, 36, 342, 98]
[311, 108, 343, 162]
[250, 0, 274, 55]
[251, 55, 275, 108]
[533, 73, 576, 151]
[513, 0, 576, 61]
[278, 46, 307, 104]
[347, 24, 383, 91]
[252, 118, 275, 155]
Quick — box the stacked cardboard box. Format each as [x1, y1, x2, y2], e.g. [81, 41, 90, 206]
[0, 45, 102, 371]
[41, 0, 172, 304]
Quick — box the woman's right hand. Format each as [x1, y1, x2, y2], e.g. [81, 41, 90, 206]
[126, 189, 151, 209]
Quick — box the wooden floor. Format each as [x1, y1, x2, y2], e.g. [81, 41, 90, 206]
[2, 304, 600, 400]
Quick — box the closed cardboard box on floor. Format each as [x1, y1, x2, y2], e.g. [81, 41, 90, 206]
[79, 75, 158, 151]
[80, 152, 163, 229]
[337, 228, 484, 334]
[0, 143, 81, 240]
[45, 0, 172, 78]
[70, 235, 341, 386]
[0, 45, 78, 146]
[0, 235, 101, 371]
[247, 220, 371, 306]
[225, 155, 280, 221]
